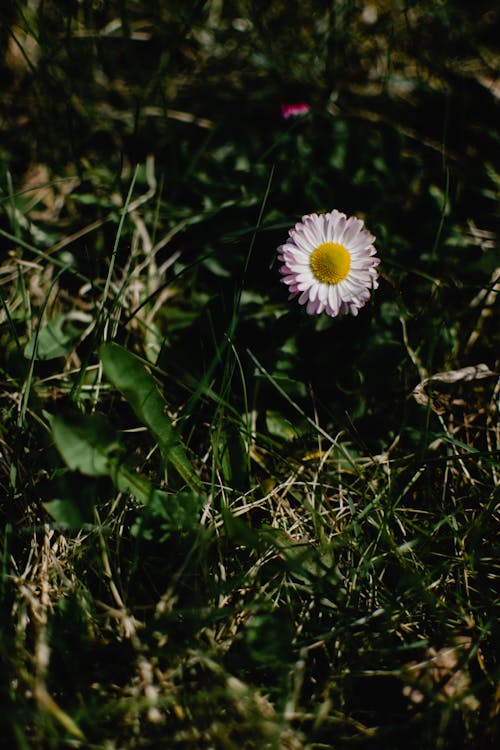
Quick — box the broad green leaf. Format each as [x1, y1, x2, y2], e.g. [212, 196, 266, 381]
[265, 410, 297, 441]
[99, 343, 203, 493]
[48, 412, 164, 505]
[202, 256, 230, 277]
[43, 499, 85, 529]
[111, 462, 161, 505]
[24, 314, 74, 360]
[49, 412, 121, 476]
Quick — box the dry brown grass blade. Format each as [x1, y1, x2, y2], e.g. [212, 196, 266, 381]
[466, 267, 500, 354]
[34, 687, 86, 741]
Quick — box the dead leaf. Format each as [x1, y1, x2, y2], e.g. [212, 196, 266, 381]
[413, 364, 497, 413]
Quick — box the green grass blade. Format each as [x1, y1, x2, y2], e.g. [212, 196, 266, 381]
[99, 342, 203, 493]
[18, 266, 68, 426]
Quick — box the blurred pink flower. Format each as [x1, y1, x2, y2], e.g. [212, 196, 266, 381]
[277, 210, 379, 317]
[280, 102, 310, 119]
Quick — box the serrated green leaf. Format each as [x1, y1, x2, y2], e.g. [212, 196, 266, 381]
[99, 343, 203, 493]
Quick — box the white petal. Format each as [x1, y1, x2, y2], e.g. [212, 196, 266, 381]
[343, 218, 363, 245]
[327, 285, 341, 316]
[318, 283, 328, 302]
[306, 297, 321, 315]
[328, 211, 346, 243]
[302, 221, 321, 248]
[290, 231, 313, 253]
[308, 282, 319, 302]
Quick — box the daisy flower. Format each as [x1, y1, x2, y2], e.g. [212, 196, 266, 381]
[277, 210, 379, 317]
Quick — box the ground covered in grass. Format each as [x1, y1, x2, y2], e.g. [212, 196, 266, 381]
[0, 1, 499, 748]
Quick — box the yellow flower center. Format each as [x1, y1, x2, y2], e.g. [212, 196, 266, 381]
[310, 242, 351, 285]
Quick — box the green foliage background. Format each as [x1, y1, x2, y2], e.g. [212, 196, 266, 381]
[0, 1, 499, 748]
